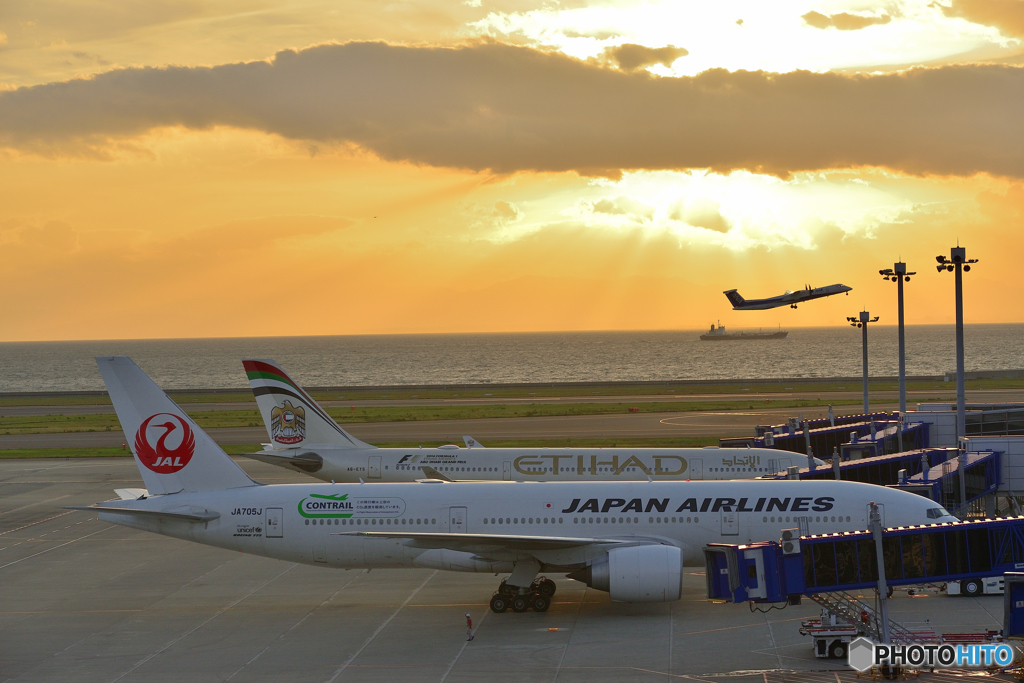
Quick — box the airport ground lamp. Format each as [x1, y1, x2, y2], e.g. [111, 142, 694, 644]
[848, 311, 880, 414]
[879, 263, 915, 414]
[935, 247, 978, 442]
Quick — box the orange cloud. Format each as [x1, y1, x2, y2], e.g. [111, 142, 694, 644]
[941, 0, 1024, 38]
[1, 42, 1023, 178]
[604, 44, 689, 70]
[802, 10, 892, 31]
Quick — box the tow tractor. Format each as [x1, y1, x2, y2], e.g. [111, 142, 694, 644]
[800, 608, 940, 659]
[800, 609, 864, 659]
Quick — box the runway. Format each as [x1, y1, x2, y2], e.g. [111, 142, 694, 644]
[4, 387, 1024, 417]
[0, 458, 1009, 682]
[0, 403, 871, 449]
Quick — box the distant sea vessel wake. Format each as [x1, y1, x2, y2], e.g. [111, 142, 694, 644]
[699, 323, 788, 341]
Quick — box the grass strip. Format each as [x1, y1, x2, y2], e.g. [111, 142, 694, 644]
[3, 377, 1021, 407]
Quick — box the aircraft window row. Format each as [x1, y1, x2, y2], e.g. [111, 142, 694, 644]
[514, 467, 647, 474]
[710, 467, 767, 472]
[570, 516, 701, 524]
[574, 517, 642, 524]
[397, 466, 500, 472]
[762, 515, 851, 523]
[304, 518, 437, 526]
[483, 517, 564, 524]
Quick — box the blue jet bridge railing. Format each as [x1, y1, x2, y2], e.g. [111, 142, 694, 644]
[768, 449, 1000, 516]
[721, 415, 928, 457]
[705, 515, 1024, 605]
[783, 448, 958, 486]
[895, 450, 1001, 518]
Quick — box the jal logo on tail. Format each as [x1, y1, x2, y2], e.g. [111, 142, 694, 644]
[135, 413, 196, 474]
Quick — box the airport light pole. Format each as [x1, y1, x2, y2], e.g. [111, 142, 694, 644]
[879, 263, 915, 414]
[848, 311, 880, 415]
[935, 247, 978, 442]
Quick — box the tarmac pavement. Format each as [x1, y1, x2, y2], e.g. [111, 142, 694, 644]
[0, 458, 1013, 682]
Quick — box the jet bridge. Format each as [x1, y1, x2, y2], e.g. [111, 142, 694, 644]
[896, 450, 1002, 518]
[785, 448, 959, 486]
[705, 517, 1024, 605]
[770, 449, 1001, 518]
[721, 414, 928, 457]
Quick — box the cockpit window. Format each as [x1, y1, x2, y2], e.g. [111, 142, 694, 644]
[926, 507, 950, 519]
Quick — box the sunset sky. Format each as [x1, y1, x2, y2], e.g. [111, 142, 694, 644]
[1, 0, 1022, 341]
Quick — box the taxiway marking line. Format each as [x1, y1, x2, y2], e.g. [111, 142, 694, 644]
[763, 611, 784, 669]
[0, 494, 72, 516]
[439, 607, 488, 682]
[553, 586, 588, 683]
[0, 510, 76, 536]
[224, 569, 368, 682]
[324, 570, 438, 683]
[108, 563, 298, 683]
[0, 526, 109, 570]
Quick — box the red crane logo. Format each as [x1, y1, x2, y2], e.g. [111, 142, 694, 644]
[135, 413, 196, 473]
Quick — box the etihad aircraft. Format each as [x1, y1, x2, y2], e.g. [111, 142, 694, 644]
[241, 359, 825, 482]
[74, 357, 957, 613]
[724, 283, 852, 310]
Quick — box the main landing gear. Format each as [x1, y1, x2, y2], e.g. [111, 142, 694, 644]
[489, 577, 556, 613]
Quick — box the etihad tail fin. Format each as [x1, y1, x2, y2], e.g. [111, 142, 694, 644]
[243, 359, 374, 450]
[723, 289, 745, 308]
[96, 357, 257, 496]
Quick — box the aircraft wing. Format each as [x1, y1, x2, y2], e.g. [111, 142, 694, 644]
[419, 466, 455, 482]
[66, 505, 221, 523]
[336, 530, 627, 551]
[240, 450, 324, 473]
[333, 530, 655, 566]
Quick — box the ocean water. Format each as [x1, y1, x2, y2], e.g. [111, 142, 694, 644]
[1, 325, 1022, 393]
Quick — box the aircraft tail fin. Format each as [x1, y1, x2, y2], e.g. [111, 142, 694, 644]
[723, 289, 745, 308]
[96, 357, 257, 496]
[243, 359, 374, 450]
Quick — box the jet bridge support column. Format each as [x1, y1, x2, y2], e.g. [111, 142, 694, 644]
[959, 448, 968, 517]
[897, 413, 904, 453]
[869, 502, 891, 644]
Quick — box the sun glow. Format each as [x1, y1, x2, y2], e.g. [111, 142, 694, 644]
[474, 0, 1017, 75]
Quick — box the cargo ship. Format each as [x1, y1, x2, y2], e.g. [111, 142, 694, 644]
[700, 322, 788, 341]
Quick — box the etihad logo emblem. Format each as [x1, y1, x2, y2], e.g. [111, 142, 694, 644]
[271, 400, 306, 444]
[135, 413, 196, 474]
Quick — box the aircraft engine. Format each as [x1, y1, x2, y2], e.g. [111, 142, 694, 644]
[567, 545, 682, 602]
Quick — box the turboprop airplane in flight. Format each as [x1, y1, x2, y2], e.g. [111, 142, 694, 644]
[74, 357, 957, 613]
[724, 283, 852, 310]
[241, 359, 825, 483]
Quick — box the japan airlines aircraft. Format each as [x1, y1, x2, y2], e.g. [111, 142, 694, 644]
[240, 359, 825, 483]
[724, 283, 852, 310]
[75, 357, 957, 612]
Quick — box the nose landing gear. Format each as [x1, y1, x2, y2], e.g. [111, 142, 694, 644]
[489, 577, 556, 613]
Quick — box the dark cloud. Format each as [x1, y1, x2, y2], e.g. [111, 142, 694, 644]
[1, 41, 1023, 177]
[802, 10, 892, 30]
[941, 0, 1024, 38]
[604, 43, 689, 70]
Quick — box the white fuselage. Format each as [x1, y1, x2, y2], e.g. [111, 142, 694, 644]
[98, 479, 956, 572]
[250, 446, 820, 483]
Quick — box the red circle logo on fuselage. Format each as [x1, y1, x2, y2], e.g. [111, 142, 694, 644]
[135, 413, 196, 474]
